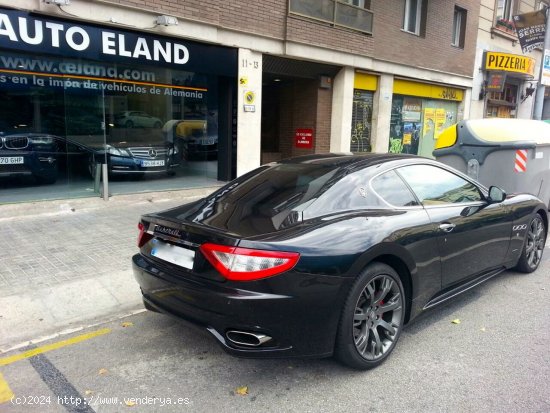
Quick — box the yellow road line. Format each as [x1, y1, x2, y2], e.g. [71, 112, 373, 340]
[0, 328, 111, 367]
[0, 372, 14, 404]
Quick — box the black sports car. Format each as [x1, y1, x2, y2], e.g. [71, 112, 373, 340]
[132, 153, 548, 369]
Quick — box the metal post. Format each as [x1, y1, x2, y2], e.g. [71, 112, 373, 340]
[94, 163, 101, 193]
[102, 163, 109, 201]
[533, 6, 550, 120]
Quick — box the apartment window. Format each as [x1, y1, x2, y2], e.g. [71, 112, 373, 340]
[343, 0, 371, 8]
[452, 6, 467, 48]
[495, 0, 515, 27]
[289, 0, 373, 34]
[403, 0, 427, 35]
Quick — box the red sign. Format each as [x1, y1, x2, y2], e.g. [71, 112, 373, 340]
[295, 129, 314, 149]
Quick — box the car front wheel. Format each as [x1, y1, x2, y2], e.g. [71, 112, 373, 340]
[335, 262, 405, 370]
[515, 214, 546, 273]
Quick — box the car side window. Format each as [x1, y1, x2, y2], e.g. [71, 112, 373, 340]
[397, 164, 483, 205]
[371, 170, 419, 207]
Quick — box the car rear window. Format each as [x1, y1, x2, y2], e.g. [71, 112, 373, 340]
[190, 162, 345, 234]
[222, 163, 341, 211]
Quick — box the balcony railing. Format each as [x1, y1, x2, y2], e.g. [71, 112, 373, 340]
[289, 0, 373, 35]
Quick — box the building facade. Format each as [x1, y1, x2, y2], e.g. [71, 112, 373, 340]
[0, 0, 480, 203]
[470, 0, 547, 120]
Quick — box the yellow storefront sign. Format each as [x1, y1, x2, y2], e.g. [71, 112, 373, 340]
[393, 79, 463, 101]
[354, 73, 378, 91]
[483, 51, 535, 77]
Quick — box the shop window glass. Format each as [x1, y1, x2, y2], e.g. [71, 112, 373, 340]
[389, 95, 457, 158]
[452, 6, 467, 48]
[486, 83, 518, 118]
[0, 50, 221, 202]
[350, 89, 373, 153]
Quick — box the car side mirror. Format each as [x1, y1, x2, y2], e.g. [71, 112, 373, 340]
[488, 186, 506, 203]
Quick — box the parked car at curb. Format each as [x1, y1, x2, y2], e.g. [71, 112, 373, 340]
[132, 153, 547, 369]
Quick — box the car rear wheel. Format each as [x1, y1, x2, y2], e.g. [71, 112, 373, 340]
[515, 214, 546, 273]
[335, 262, 405, 370]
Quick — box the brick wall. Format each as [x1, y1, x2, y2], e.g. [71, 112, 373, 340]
[372, 0, 479, 77]
[315, 87, 332, 153]
[101, 1, 479, 77]
[275, 80, 331, 159]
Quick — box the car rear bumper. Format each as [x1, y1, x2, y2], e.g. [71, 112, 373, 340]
[132, 253, 349, 358]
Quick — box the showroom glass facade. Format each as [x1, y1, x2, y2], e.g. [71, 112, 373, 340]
[0, 8, 237, 203]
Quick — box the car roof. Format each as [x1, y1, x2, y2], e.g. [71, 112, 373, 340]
[278, 152, 422, 169]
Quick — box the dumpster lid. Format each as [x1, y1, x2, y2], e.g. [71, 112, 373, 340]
[462, 118, 550, 145]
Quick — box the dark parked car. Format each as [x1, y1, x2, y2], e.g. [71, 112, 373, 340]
[0, 133, 60, 184]
[132, 153, 548, 369]
[88, 142, 179, 178]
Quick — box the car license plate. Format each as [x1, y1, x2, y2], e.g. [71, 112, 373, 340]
[150, 239, 194, 269]
[0, 157, 24, 165]
[200, 139, 215, 145]
[141, 160, 165, 167]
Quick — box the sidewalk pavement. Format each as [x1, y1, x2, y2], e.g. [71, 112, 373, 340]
[0, 187, 220, 352]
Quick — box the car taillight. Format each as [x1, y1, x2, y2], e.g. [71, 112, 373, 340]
[137, 222, 153, 248]
[199, 243, 300, 281]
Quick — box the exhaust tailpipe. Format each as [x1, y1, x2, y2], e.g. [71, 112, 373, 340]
[226, 330, 272, 347]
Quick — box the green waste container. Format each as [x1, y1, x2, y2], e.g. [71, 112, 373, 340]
[433, 118, 550, 210]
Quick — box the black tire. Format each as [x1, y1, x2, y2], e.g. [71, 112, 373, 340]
[515, 214, 546, 273]
[125, 120, 134, 128]
[153, 121, 162, 129]
[335, 262, 405, 370]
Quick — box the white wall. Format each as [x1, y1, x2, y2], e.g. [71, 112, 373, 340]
[236, 49, 262, 177]
[371, 74, 393, 153]
[330, 67, 354, 153]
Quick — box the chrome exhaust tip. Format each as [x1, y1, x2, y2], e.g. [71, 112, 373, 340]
[226, 330, 272, 347]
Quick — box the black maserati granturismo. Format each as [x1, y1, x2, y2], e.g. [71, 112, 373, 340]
[132, 153, 547, 369]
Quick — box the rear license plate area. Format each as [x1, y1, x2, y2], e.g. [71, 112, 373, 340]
[150, 239, 195, 270]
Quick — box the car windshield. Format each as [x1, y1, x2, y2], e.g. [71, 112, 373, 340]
[185, 162, 344, 235]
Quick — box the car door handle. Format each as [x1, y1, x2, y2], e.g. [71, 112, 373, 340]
[439, 223, 456, 232]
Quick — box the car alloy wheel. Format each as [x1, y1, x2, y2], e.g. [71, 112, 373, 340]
[516, 214, 546, 273]
[336, 263, 405, 370]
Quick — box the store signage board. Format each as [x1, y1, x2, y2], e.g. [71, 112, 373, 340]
[483, 51, 535, 78]
[513, 10, 546, 54]
[402, 98, 422, 122]
[543, 49, 550, 87]
[295, 129, 314, 149]
[0, 7, 237, 75]
[486, 72, 507, 92]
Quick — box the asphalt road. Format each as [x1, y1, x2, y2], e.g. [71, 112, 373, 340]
[1, 256, 549, 413]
